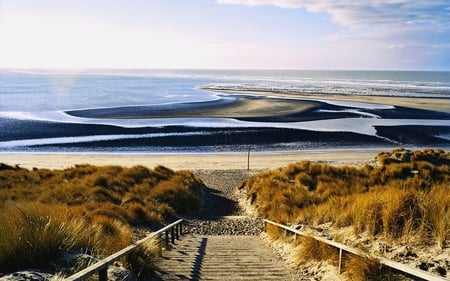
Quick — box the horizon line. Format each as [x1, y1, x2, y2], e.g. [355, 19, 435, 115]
[1, 67, 449, 72]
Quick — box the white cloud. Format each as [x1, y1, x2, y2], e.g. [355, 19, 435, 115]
[217, 0, 450, 70]
[217, 0, 450, 27]
[217, 0, 302, 8]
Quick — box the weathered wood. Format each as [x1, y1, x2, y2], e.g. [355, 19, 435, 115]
[153, 235, 295, 280]
[98, 267, 107, 281]
[165, 231, 169, 248]
[158, 233, 163, 257]
[65, 219, 183, 281]
[263, 219, 448, 281]
[175, 224, 180, 240]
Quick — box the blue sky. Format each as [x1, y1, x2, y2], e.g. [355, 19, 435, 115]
[0, 0, 449, 70]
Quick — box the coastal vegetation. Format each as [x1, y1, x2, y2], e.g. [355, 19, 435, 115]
[0, 164, 203, 275]
[241, 148, 450, 279]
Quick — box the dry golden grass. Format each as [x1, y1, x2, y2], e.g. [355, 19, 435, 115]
[243, 148, 449, 244]
[0, 164, 203, 274]
[422, 184, 450, 249]
[241, 148, 449, 279]
[0, 203, 94, 272]
[127, 238, 161, 279]
[292, 235, 339, 266]
[342, 254, 401, 281]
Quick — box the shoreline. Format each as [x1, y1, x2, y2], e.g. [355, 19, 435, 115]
[0, 149, 388, 170]
[1, 88, 448, 154]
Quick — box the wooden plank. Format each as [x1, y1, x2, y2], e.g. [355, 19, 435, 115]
[377, 256, 449, 281]
[263, 219, 448, 281]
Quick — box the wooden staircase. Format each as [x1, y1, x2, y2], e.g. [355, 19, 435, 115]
[153, 234, 295, 281]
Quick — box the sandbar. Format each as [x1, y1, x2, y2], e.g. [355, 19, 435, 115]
[66, 96, 319, 120]
[202, 88, 450, 113]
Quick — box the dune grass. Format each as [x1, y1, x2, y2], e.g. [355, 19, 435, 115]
[0, 164, 203, 274]
[241, 148, 449, 279]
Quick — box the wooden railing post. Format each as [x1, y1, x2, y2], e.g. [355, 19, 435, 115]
[165, 231, 169, 248]
[171, 227, 175, 244]
[64, 219, 183, 281]
[262, 219, 448, 281]
[158, 233, 163, 257]
[99, 267, 107, 281]
[175, 224, 180, 240]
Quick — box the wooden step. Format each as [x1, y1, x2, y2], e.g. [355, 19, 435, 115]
[153, 235, 294, 281]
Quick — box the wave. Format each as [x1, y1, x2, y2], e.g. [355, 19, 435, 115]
[201, 83, 450, 98]
[436, 134, 450, 141]
[0, 131, 212, 148]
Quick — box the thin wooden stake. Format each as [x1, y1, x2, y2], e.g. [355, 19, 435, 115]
[165, 231, 169, 248]
[247, 147, 250, 171]
[99, 267, 108, 281]
[171, 227, 175, 244]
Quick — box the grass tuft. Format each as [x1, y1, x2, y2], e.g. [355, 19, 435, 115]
[292, 235, 339, 266]
[128, 239, 161, 279]
[243, 149, 449, 245]
[0, 203, 94, 272]
[243, 148, 449, 280]
[0, 164, 203, 274]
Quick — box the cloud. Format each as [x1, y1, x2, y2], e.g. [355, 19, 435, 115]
[217, 0, 450, 69]
[216, 0, 450, 28]
[216, 0, 303, 9]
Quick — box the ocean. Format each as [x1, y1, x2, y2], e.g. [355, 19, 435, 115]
[0, 69, 449, 153]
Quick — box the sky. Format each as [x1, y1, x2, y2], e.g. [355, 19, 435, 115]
[0, 0, 449, 70]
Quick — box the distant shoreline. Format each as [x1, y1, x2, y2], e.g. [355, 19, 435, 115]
[199, 87, 450, 113]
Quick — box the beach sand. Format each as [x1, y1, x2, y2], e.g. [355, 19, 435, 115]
[0, 150, 380, 171]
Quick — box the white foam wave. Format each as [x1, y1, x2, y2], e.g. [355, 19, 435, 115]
[203, 83, 450, 98]
[0, 132, 211, 148]
[436, 134, 450, 141]
[317, 109, 381, 118]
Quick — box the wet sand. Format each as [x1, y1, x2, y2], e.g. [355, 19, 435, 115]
[2, 90, 448, 155]
[202, 88, 450, 112]
[66, 96, 320, 120]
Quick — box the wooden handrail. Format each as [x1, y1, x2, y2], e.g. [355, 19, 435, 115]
[65, 219, 184, 281]
[263, 219, 448, 281]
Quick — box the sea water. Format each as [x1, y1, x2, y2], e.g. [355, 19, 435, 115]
[0, 69, 449, 152]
